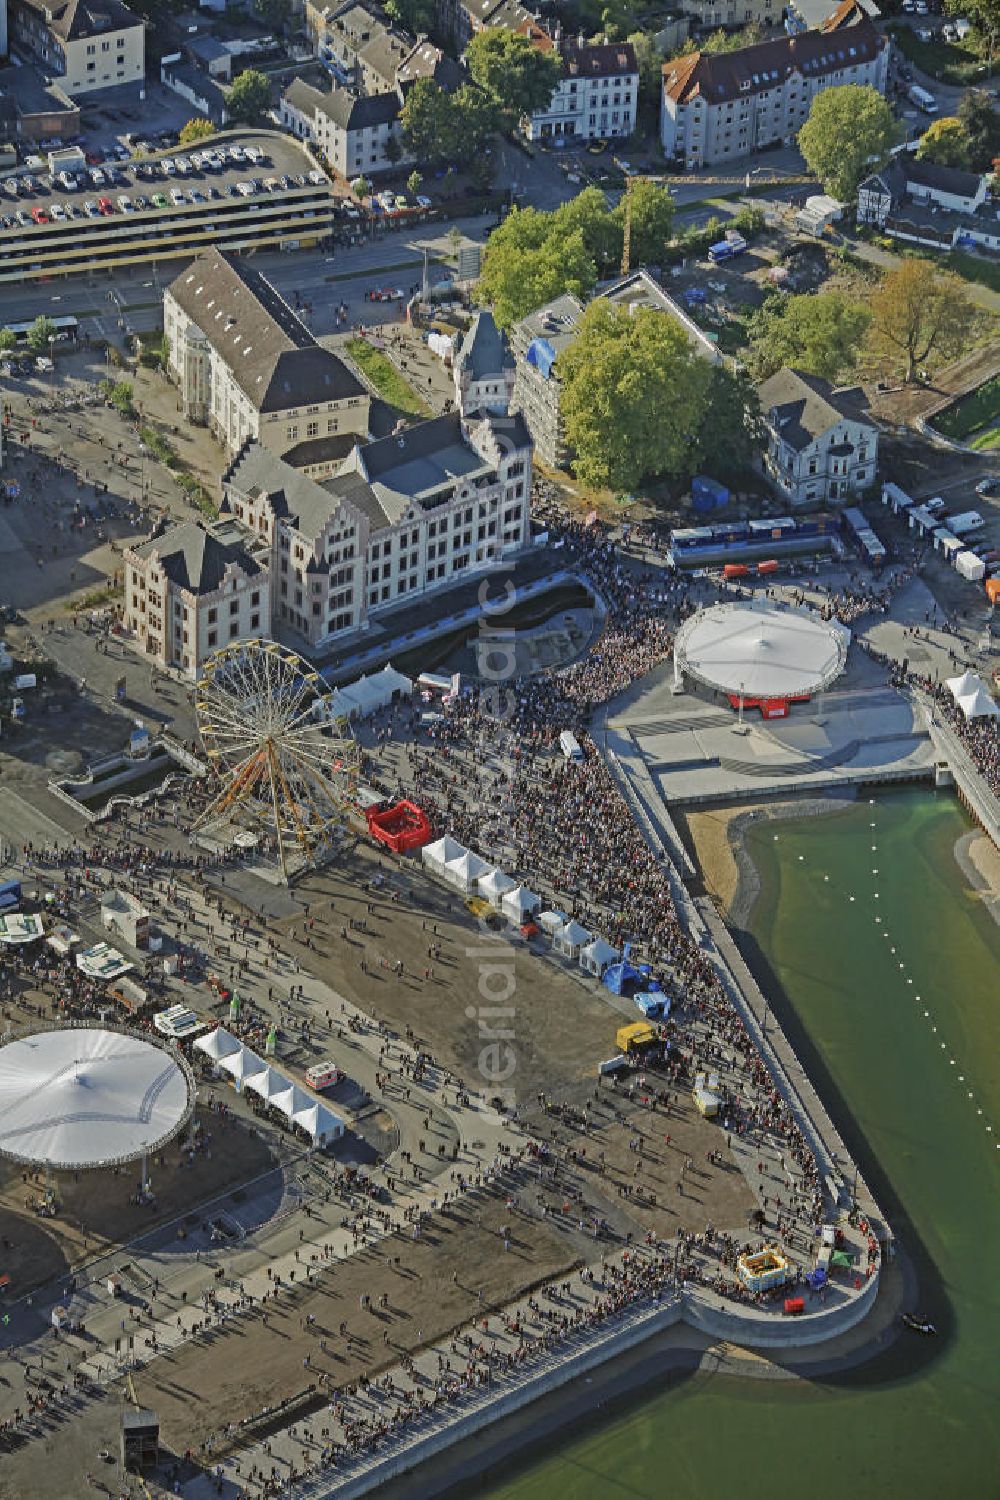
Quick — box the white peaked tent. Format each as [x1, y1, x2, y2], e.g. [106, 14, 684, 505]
[946, 670, 982, 702]
[957, 686, 999, 721]
[218, 1045, 267, 1086]
[244, 1066, 287, 1102]
[293, 1101, 346, 1144]
[271, 1083, 313, 1121]
[422, 835, 466, 877]
[444, 849, 491, 892]
[195, 1026, 241, 1063]
[553, 919, 592, 957]
[580, 936, 619, 977]
[501, 885, 541, 924]
[477, 867, 516, 906]
[539, 909, 568, 936]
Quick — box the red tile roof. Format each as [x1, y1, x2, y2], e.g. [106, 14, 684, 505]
[662, 14, 883, 106]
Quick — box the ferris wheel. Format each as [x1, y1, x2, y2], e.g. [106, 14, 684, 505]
[191, 639, 360, 882]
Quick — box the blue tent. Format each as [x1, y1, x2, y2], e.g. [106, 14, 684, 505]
[634, 992, 670, 1020]
[603, 960, 651, 996]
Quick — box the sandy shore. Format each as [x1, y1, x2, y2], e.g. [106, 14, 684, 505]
[953, 829, 1000, 928]
[678, 795, 854, 927]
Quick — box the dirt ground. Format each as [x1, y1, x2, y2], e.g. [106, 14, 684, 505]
[134, 1193, 575, 1458]
[0, 1112, 279, 1297]
[673, 806, 744, 918]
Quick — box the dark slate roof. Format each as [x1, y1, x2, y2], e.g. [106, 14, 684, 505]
[757, 368, 873, 452]
[396, 42, 466, 93]
[356, 411, 466, 481]
[283, 77, 329, 117]
[131, 521, 260, 593]
[166, 248, 365, 413]
[663, 12, 882, 105]
[560, 40, 637, 80]
[319, 84, 400, 130]
[224, 443, 348, 542]
[19, 0, 141, 40]
[358, 27, 413, 86]
[904, 157, 984, 199]
[456, 310, 513, 381]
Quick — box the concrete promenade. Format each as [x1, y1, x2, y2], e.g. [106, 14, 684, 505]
[921, 698, 1000, 853]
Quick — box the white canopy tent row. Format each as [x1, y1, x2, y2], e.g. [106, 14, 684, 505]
[580, 936, 619, 976]
[476, 867, 517, 906]
[946, 670, 983, 702]
[421, 835, 467, 878]
[324, 665, 413, 722]
[193, 1030, 345, 1144]
[444, 849, 492, 892]
[501, 885, 542, 924]
[957, 686, 999, 721]
[553, 919, 592, 958]
[539, 909, 568, 936]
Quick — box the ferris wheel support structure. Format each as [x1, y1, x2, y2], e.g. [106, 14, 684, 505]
[191, 639, 360, 883]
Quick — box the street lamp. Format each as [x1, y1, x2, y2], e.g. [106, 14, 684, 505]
[48, 335, 56, 403]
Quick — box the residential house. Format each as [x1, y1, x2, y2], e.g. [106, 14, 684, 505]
[10, 0, 145, 97]
[857, 156, 999, 254]
[163, 247, 370, 460]
[123, 519, 269, 681]
[510, 269, 721, 467]
[757, 366, 878, 506]
[660, 0, 888, 169]
[525, 35, 639, 144]
[678, 0, 780, 26]
[280, 79, 408, 177]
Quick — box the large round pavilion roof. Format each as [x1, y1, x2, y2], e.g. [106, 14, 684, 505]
[0, 1027, 194, 1171]
[673, 602, 849, 701]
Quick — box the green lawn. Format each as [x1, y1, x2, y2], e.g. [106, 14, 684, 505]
[932, 374, 1000, 443]
[344, 338, 431, 417]
[886, 23, 988, 84]
[945, 249, 1000, 295]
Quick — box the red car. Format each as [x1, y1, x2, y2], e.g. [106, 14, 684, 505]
[31, 206, 49, 224]
[98, 197, 114, 215]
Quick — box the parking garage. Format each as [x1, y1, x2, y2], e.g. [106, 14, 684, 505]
[0, 129, 338, 283]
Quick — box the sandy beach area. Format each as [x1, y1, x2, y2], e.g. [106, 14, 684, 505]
[953, 829, 1000, 927]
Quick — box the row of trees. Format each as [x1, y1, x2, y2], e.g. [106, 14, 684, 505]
[916, 90, 1000, 172]
[748, 261, 976, 387]
[477, 185, 676, 327]
[558, 304, 761, 491]
[0, 315, 61, 354]
[399, 31, 562, 167]
[797, 82, 999, 198]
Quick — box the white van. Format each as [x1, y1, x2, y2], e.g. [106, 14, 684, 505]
[305, 1060, 343, 1091]
[560, 729, 584, 763]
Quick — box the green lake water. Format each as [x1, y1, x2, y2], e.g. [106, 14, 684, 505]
[484, 788, 1000, 1500]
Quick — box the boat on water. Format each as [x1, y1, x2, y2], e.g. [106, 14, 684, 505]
[901, 1312, 936, 1336]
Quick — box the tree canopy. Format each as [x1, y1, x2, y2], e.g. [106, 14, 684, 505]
[916, 116, 972, 168]
[400, 80, 496, 166]
[27, 316, 58, 353]
[867, 258, 976, 382]
[798, 85, 897, 200]
[0, 329, 16, 354]
[558, 302, 715, 490]
[384, 0, 435, 33]
[227, 70, 270, 125]
[947, 0, 998, 68]
[178, 118, 215, 145]
[956, 88, 1000, 171]
[695, 366, 763, 483]
[747, 292, 871, 383]
[478, 208, 597, 329]
[466, 28, 562, 129]
[477, 184, 676, 326]
[613, 179, 675, 265]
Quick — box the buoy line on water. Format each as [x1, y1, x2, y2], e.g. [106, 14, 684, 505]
[785, 797, 998, 1150]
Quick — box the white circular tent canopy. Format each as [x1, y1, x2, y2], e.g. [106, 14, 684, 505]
[673, 602, 849, 702]
[0, 1028, 194, 1171]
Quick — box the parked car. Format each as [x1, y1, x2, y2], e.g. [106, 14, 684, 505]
[975, 476, 999, 496]
[98, 196, 114, 214]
